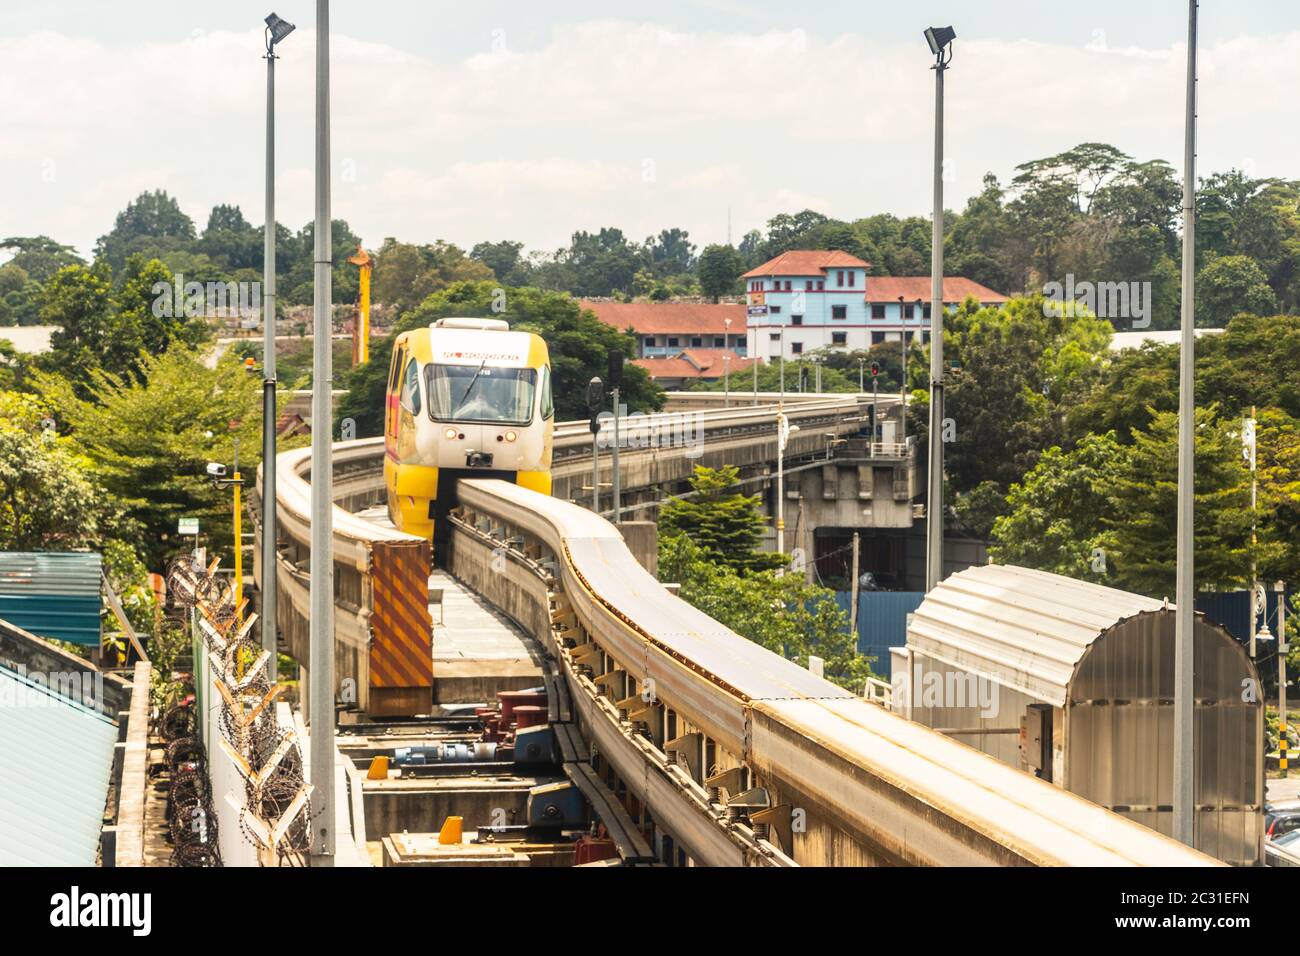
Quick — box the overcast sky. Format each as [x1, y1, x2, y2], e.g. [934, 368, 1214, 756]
[2, 1, 1298, 261]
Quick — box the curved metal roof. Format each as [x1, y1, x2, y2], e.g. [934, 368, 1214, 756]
[907, 564, 1165, 707]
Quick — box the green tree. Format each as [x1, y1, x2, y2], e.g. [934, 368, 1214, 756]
[1, 235, 85, 282]
[658, 532, 874, 692]
[0, 263, 44, 326]
[1101, 406, 1251, 596]
[990, 432, 1125, 581]
[1196, 254, 1277, 327]
[697, 244, 742, 301]
[36, 346, 266, 569]
[659, 465, 784, 573]
[371, 237, 494, 314]
[94, 189, 197, 273]
[0, 391, 128, 551]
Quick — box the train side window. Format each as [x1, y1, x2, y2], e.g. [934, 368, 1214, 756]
[389, 346, 404, 394]
[539, 364, 554, 419]
[401, 358, 421, 415]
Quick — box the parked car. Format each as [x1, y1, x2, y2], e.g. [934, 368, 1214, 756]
[1265, 802, 1300, 838]
[1266, 826, 1300, 867]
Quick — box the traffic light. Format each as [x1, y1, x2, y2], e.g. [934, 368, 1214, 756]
[586, 376, 604, 433]
[870, 361, 880, 378]
[607, 349, 624, 390]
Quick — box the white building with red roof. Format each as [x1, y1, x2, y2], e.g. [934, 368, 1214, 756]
[579, 300, 748, 358]
[741, 250, 1008, 359]
[630, 348, 758, 389]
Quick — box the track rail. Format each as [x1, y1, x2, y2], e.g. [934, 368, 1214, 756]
[449, 479, 1219, 867]
[265, 394, 1219, 866]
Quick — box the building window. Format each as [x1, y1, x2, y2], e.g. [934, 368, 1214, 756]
[922, 303, 932, 320]
[845, 271, 854, 288]
[668, 337, 679, 348]
[805, 280, 813, 290]
[832, 304, 847, 320]
[770, 333, 781, 342]
[770, 305, 781, 314]
[792, 315, 803, 326]
[791, 342, 803, 354]
[713, 336, 725, 347]
[644, 337, 655, 348]
[785, 280, 793, 291]
[836, 270, 844, 287]
[872, 331, 886, 345]
[832, 331, 847, 346]
[817, 279, 825, 290]
[903, 305, 915, 319]
[871, 304, 885, 319]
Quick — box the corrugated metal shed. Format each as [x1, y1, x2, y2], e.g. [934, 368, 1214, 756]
[836, 590, 925, 678]
[0, 552, 102, 646]
[0, 664, 117, 865]
[907, 563, 1163, 706]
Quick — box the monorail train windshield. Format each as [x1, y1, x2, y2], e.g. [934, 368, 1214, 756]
[426, 364, 537, 425]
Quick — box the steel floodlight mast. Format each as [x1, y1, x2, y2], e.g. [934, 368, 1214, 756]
[923, 24, 953, 593]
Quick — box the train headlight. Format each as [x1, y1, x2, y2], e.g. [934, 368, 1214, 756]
[504, 431, 517, 443]
[444, 428, 458, 440]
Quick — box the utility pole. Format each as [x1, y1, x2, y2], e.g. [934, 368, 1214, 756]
[1247, 408, 1259, 657]
[587, 377, 603, 514]
[261, 11, 293, 681]
[1172, 0, 1198, 849]
[752, 348, 759, 406]
[923, 25, 954, 593]
[232, 439, 243, 618]
[1279, 580, 1289, 778]
[871, 362, 879, 449]
[776, 409, 788, 560]
[308, 0, 335, 867]
[849, 531, 860, 643]
[608, 350, 622, 524]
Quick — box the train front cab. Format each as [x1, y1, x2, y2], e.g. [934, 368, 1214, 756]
[384, 329, 553, 549]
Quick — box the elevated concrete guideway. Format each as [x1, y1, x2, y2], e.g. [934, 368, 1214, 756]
[258, 391, 1218, 868]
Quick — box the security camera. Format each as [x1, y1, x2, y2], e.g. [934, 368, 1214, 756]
[206, 462, 227, 478]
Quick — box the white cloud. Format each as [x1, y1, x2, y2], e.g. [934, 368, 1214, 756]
[1, 21, 1297, 259]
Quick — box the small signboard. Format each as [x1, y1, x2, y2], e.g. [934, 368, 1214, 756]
[748, 291, 766, 306]
[178, 517, 200, 535]
[747, 306, 768, 318]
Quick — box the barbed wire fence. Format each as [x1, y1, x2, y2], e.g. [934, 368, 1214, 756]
[166, 552, 314, 866]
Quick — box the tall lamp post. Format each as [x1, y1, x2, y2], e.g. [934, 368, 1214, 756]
[1172, 0, 1198, 849]
[261, 11, 294, 682]
[1278, 580, 1290, 778]
[308, 0, 335, 867]
[923, 25, 954, 593]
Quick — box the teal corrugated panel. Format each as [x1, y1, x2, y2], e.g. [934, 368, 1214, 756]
[0, 552, 102, 645]
[0, 665, 116, 866]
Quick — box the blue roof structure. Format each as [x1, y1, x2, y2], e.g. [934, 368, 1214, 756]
[0, 552, 102, 646]
[0, 664, 117, 865]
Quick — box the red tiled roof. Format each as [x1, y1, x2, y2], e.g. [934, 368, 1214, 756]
[742, 250, 871, 278]
[865, 276, 1009, 303]
[632, 349, 758, 380]
[579, 300, 746, 336]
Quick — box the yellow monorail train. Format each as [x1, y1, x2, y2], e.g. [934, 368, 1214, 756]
[384, 318, 554, 541]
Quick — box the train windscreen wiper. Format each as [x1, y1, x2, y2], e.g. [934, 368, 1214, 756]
[458, 360, 487, 408]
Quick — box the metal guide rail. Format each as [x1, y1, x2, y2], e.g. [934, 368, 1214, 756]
[449, 477, 1221, 868]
